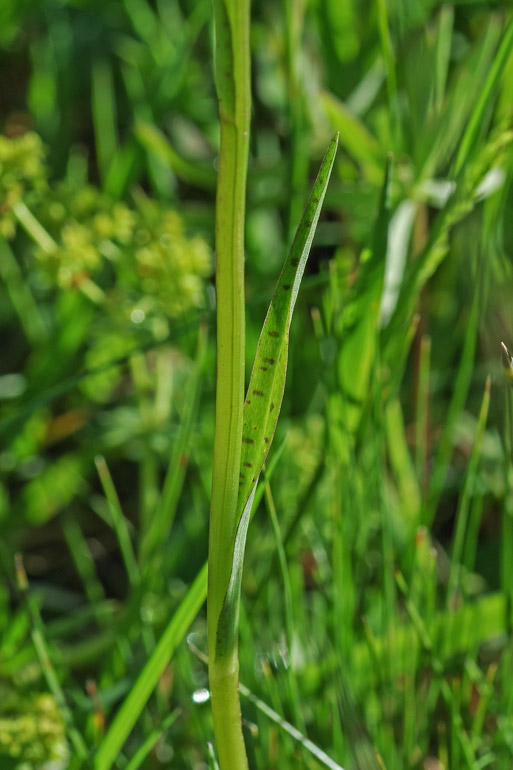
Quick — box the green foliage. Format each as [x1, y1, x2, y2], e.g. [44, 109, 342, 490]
[2, 1, 513, 769]
[0, 131, 211, 325]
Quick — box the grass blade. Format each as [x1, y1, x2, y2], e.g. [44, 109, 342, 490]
[95, 456, 140, 588]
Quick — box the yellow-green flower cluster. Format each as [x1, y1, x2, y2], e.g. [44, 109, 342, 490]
[0, 131, 212, 321]
[1, 130, 212, 404]
[0, 133, 47, 238]
[0, 687, 68, 768]
[134, 208, 211, 317]
[34, 178, 211, 318]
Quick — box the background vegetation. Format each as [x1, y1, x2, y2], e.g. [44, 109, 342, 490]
[2, 1, 513, 768]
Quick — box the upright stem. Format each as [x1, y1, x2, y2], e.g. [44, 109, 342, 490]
[208, 1, 250, 768]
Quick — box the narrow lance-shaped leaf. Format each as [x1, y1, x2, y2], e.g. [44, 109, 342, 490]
[215, 132, 339, 659]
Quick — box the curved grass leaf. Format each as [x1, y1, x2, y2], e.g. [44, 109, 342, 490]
[215, 133, 339, 660]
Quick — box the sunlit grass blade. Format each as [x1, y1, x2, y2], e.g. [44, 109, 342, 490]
[93, 562, 208, 770]
[379, 199, 417, 327]
[215, 132, 339, 661]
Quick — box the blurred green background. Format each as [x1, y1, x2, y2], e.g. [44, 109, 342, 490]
[2, 1, 513, 768]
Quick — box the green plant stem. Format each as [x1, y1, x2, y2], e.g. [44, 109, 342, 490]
[208, 0, 251, 768]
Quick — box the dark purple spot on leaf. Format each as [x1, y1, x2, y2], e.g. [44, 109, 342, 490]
[242, 437, 254, 444]
[270, 402, 275, 412]
[259, 366, 268, 372]
[291, 258, 299, 267]
[283, 284, 291, 291]
[253, 390, 264, 397]
[243, 462, 253, 468]
[268, 331, 279, 338]
[263, 357, 275, 365]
